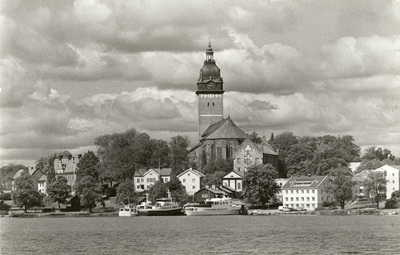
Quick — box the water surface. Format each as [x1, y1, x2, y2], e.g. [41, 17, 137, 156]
[1, 215, 399, 254]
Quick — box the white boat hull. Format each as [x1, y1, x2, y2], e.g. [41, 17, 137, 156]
[185, 207, 241, 216]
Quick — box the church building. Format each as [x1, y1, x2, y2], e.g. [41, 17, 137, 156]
[189, 43, 280, 175]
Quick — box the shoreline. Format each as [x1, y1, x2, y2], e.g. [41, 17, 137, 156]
[2, 208, 400, 217]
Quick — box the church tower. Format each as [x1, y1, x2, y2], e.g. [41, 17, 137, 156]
[196, 42, 224, 139]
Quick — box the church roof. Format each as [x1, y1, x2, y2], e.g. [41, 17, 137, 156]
[261, 141, 278, 155]
[201, 117, 247, 141]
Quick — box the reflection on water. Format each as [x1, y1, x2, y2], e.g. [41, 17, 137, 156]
[1, 215, 400, 254]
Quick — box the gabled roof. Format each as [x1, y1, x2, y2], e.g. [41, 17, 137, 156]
[177, 168, 205, 178]
[223, 170, 244, 179]
[12, 169, 26, 180]
[135, 168, 172, 177]
[195, 186, 225, 195]
[261, 141, 278, 156]
[282, 175, 328, 189]
[38, 175, 47, 182]
[134, 169, 147, 177]
[201, 117, 247, 141]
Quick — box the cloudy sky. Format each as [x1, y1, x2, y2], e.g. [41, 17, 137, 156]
[1, 0, 400, 167]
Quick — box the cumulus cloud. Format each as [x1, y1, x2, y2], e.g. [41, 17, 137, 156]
[1, 0, 400, 165]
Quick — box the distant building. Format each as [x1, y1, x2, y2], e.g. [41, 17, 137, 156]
[282, 175, 330, 210]
[193, 186, 225, 203]
[11, 167, 45, 193]
[275, 178, 289, 202]
[54, 155, 81, 194]
[374, 165, 400, 199]
[349, 162, 361, 172]
[134, 168, 172, 192]
[38, 174, 47, 194]
[352, 170, 371, 198]
[177, 168, 205, 195]
[222, 171, 244, 192]
[233, 137, 278, 173]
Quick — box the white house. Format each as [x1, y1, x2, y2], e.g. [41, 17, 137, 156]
[374, 165, 400, 199]
[134, 168, 172, 192]
[282, 175, 330, 210]
[177, 168, 205, 195]
[222, 171, 244, 192]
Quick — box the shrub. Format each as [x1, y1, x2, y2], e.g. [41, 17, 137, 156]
[0, 192, 12, 200]
[385, 199, 398, 209]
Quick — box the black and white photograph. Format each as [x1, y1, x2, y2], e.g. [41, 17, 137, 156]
[1, 0, 400, 254]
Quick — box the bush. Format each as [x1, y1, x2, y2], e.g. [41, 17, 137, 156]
[322, 201, 336, 207]
[385, 199, 398, 209]
[0, 192, 12, 200]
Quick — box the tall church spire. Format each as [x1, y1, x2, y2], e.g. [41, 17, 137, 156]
[196, 42, 224, 139]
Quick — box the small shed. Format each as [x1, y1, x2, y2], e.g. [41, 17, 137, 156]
[194, 186, 225, 203]
[65, 195, 81, 212]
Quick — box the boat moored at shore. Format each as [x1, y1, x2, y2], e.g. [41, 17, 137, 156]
[184, 197, 244, 216]
[119, 205, 138, 217]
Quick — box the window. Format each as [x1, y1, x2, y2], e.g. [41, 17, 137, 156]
[137, 178, 140, 183]
[285, 198, 288, 201]
[296, 190, 299, 194]
[307, 197, 309, 201]
[312, 197, 315, 201]
[192, 186, 196, 189]
[321, 197, 324, 201]
[238, 183, 241, 190]
[312, 190, 315, 193]
[237, 158, 241, 164]
[183, 179, 186, 183]
[291, 198, 293, 201]
[192, 178, 195, 182]
[141, 178, 144, 182]
[296, 197, 299, 201]
[301, 190, 304, 193]
[301, 197, 304, 201]
[291, 190, 293, 194]
[188, 173, 191, 176]
[307, 190, 309, 193]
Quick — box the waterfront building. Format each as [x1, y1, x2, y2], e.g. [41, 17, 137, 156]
[177, 168, 205, 195]
[222, 170, 244, 192]
[11, 167, 46, 194]
[352, 170, 371, 198]
[134, 168, 172, 192]
[38, 174, 47, 194]
[374, 165, 400, 199]
[193, 185, 226, 203]
[54, 155, 81, 194]
[281, 175, 330, 210]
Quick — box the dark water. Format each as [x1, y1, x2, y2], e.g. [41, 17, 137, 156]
[1, 215, 400, 254]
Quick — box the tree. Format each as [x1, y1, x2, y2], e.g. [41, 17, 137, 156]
[149, 139, 171, 168]
[47, 176, 70, 209]
[202, 159, 233, 175]
[76, 151, 100, 181]
[148, 181, 168, 203]
[75, 176, 99, 196]
[243, 164, 280, 209]
[362, 146, 395, 161]
[167, 177, 189, 205]
[248, 131, 263, 144]
[116, 180, 138, 205]
[0, 164, 26, 190]
[35, 154, 57, 183]
[324, 167, 355, 209]
[169, 135, 189, 175]
[80, 189, 101, 213]
[355, 159, 383, 173]
[95, 129, 155, 184]
[363, 171, 387, 209]
[12, 172, 43, 212]
[202, 171, 226, 187]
